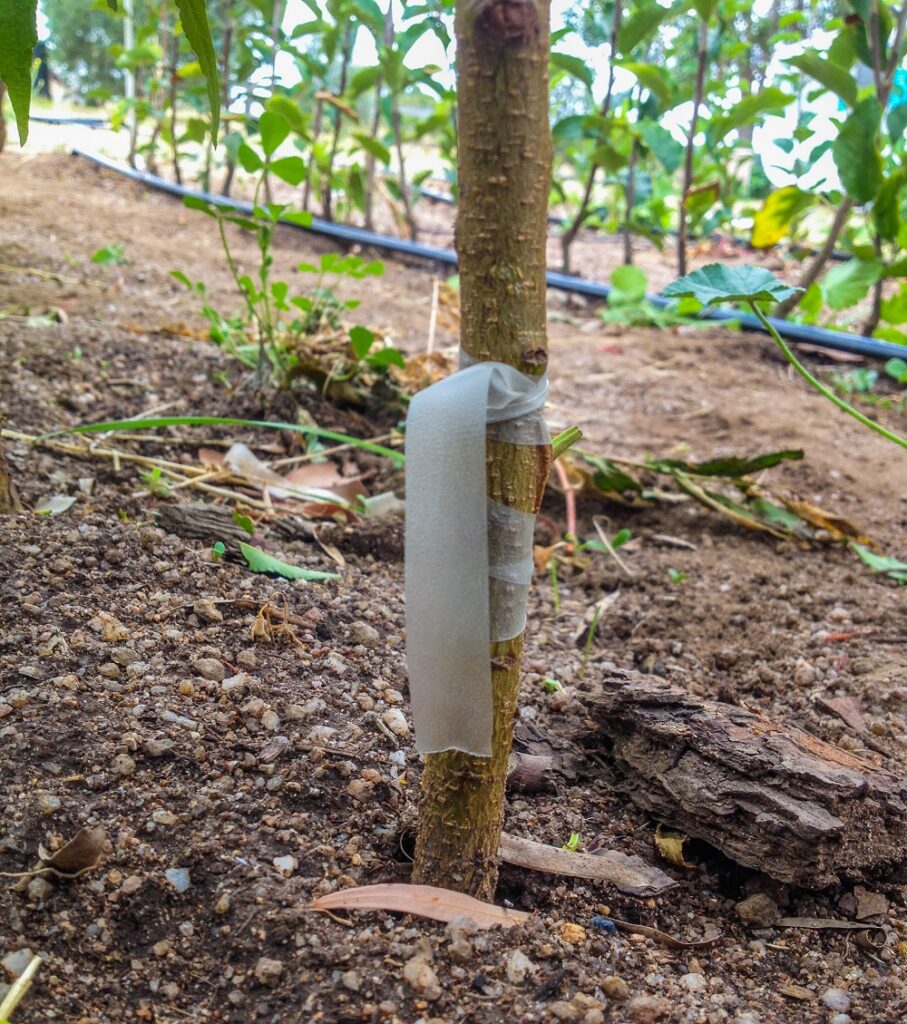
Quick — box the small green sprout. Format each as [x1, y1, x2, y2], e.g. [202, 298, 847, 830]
[543, 677, 563, 693]
[667, 568, 688, 584]
[561, 832, 581, 852]
[139, 466, 172, 498]
[211, 541, 226, 561]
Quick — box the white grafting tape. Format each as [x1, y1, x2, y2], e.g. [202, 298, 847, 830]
[405, 360, 549, 756]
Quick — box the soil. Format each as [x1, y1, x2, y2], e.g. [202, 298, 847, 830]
[1, 150, 907, 1024]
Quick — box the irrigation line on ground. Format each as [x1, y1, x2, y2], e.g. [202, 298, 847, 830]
[71, 148, 905, 363]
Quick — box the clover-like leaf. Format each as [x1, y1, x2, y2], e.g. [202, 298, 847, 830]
[663, 264, 802, 307]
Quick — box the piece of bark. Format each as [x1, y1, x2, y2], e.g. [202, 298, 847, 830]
[154, 503, 403, 559]
[587, 673, 907, 887]
[0, 434, 20, 513]
[499, 833, 675, 896]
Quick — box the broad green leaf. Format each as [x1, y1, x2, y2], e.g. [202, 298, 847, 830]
[621, 63, 672, 107]
[552, 114, 587, 143]
[578, 454, 643, 495]
[175, 0, 219, 142]
[850, 543, 907, 585]
[618, 1, 673, 54]
[832, 98, 883, 204]
[367, 347, 406, 369]
[881, 285, 907, 325]
[265, 95, 308, 136]
[885, 357, 907, 383]
[92, 243, 128, 265]
[709, 88, 793, 143]
[350, 65, 382, 96]
[638, 121, 683, 173]
[0, 0, 38, 143]
[819, 258, 882, 311]
[269, 155, 307, 186]
[550, 51, 593, 90]
[239, 542, 340, 582]
[785, 51, 857, 108]
[751, 187, 816, 248]
[889, 105, 907, 148]
[353, 133, 391, 164]
[282, 210, 314, 227]
[238, 143, 264, 173]
[259, 111, 290, 156]
[350, 325, 376, 360]
[609, 265, 648, 305]
[663, 264, 802, 306]
[691, 0, 718, 20]
[873, 172, 903, 242]
[182, 194, 216, 217]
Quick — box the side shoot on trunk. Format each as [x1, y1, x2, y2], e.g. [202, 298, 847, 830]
[410, 0, 554, 901]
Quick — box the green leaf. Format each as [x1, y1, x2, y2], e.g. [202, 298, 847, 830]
[873, 172, 903, 243]
[552, 114, 587, 143]
[579, 454, 643, 495]
[751, 187, 817, 248]
[785, 51, 857, 108]
[888, 104, 907, 148]
[609, 265, 648, 305]
[174, 0, 219, 142]
[884, 357, 907, 383]
[352, 133, 391, 164]
[350, 325, 376, 360]
[638, 120, 683, 172]
[550, 51, 593, 90]
[232, 510, 255, 535]
[618, 0, 673, 54]
[620, 63, 672, 107]
[238, 143, 264, 173]
[819, 259, 882, 311]
[833, 98, 883, 204]
[850, 543, 907, 585]
[663, 264, 801, 307]
[61, 416, 404, 465]
[92, 243, 129, 266]
[265, 95, 308, 135]
[239, 542, 340, 582]
[269, 156, 307, 186]
[0, 0, 38, 144]
[709, 88, 794, 144]
[881, 285, 907, 325]
[648, 449, 804, 477]
[367, 347, 406, 369]
[259, 111, 290, 156]
[282, 210, 314, 227]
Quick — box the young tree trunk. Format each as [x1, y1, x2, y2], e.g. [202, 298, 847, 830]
[411, 0, 553, 901]
[0, 82, 6, 154]
[623, 138, 637, 266]
[678, 18, 708, 277]
[322, 25, 353, 221]
[0, 433, 18, 513]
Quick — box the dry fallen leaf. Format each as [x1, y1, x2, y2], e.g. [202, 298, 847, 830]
[308, 883, 529, 929]
[39, 826, 108, 876]
[780, 498, 873, 547]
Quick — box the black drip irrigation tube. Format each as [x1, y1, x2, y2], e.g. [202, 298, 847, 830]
[32, 115, 107, 128]
[72, 147, 905, 363]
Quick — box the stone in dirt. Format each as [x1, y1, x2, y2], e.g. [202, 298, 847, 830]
[626, 994, 672, 1023]
[402, 955, 441, 1000]
[736, 893, 780, 928]
[254, 957, 283, 987]
[193, 598, 223, 623]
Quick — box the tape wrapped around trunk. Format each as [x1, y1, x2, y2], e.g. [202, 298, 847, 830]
[404, 360, 549, 756]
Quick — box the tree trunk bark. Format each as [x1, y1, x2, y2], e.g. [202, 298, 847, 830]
[773, 198, 853, 318]
[411, 0, 553, 901]
[588, 673, 907, 887]
[0, 434, 18, 513]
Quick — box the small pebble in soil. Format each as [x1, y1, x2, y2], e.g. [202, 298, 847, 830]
[164, 868, 191, 893]
[222, 672, 249, 697]
[382, 708, 409, 737]
[111, 753, 136, 776]
[820, 988, 851, 1013]
[402, 955, 441, 1000]
[193, 598, 223, 623]
[195, 658, 225, 682]
[349, 621, 380, 647]
[559, 922, 586, 945]
[273, 855, 297, 877]
[121, 875, 143, 895]
[504, 949, 535, 984]
[341, 969, 361, 992]
[679, 972, 707, 992]
[1, 948, 36, 979]
[254, 957, 283, 987]
[601, 977, 629, 1001]
[625, 995, 672, 1023]
[27, 876, 54, 902]
[214, 892, 231, 915]
[143, 738, 174, 758]
[736, 893, 780, 928]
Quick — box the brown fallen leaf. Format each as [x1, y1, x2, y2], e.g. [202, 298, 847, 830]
[499, 833, 675, 896]
[282, 462, 367, 503]
[308, 883, 529, 929]
[40, 826, 108, 876]
[608, 917, 721, 950]
[780, 497, 874, 547]
[654, 824, 695, 869]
